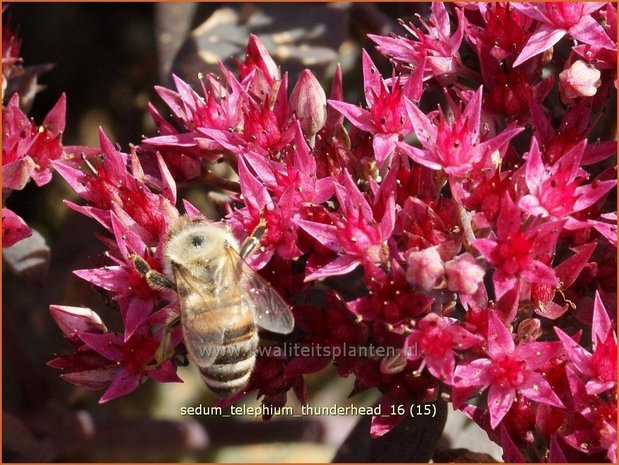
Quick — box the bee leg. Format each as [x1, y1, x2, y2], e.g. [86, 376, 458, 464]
[129, 254, 176, 291]
[154, 312, 182, 365]
[239, 218, 267, 259]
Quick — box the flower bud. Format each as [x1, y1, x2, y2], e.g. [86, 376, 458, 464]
[245, 34, 280, 85]
[406, 246, 445, 291]
[49, 305, 107, 342]
[517, 318, 542, 342]
[559, 59, 601, 101]
[445, 253, 485, 295]
[290, 69, 327, 137]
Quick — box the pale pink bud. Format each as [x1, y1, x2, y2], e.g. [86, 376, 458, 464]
[559, 60, 601, 100]
[406, 247, 445, 291]
[290, 69, 327, 137]
[49, 305, 107, 342]
[517, 318, 542, 342]
[444, 253, 485, 295]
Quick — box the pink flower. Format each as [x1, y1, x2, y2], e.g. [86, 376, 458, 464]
[51, 129, 180, 340]
[228, 123, 335, 267]
[453, 311, 564, 429]
[529, 98, 617, 165]
[398, 87, 523, 176]
[48, 305, 180, 403]
[347, 260, 433, 325]
[3, 92, 67, 187]
[572, 3, 617, 82]
[555, 292, 616, 396]
[564, 364, 617, 461]
[404, 313, 481, 383]
[296, 169, 395, 280]
[53, 129, 178, 244]
[519, 138, 616, 222]
[464, 3, 534, 63]
[328, 49, 423, 164]
[140, 72, 246, 180]
[513, 3, 616, 67]
[473, 193, 564, 300]
[485, 65, 554, 121]
[369, 3, 465, 80]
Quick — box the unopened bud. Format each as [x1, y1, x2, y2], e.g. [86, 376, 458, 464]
[517, 318, 543, 342]
[245, 34, 280, 84]
[406, 246, 445, 291]
[290, 69, 327, 137]
[559, 59, 601, 101]
[445, 253, 485, 295]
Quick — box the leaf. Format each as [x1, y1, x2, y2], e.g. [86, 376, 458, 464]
[154, 3, 199, 83]
[332, 398, 447, 462]
[2, 228, 50, 286]
[165, 3, 349, 85]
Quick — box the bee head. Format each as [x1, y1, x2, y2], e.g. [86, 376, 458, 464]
[162, 216, 239, 278]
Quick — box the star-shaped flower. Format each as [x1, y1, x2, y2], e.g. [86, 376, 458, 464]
[512, 3, 616, 67]
[453, 311, 564, 429]
[398, 87, 523, 176]
[328, 49, 423, 165]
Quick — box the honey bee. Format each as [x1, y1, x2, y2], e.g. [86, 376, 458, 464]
[131, 216, 294, 397]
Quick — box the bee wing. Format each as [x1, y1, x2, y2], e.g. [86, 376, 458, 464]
[172, 267, 225, 368]
[181, 322, 223, 368]
[224, 247, 295, 334]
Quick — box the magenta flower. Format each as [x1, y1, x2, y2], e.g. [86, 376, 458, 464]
[529, 98, 617, 166]
[2, 92, 67, 187]
[464, 3, 534, 63]
[52, 129, 180, 340]
[296, 169, 395, 280]
[512, 2, 616, 67]
[369, 2, 465, 80]
[564, 364, 617, 461]
[34, 13, 615, 460]
[2, 91, 74, 248]
[473, 194, 564, 300]
[328, 49, 423, 164]
[228, 123, 335, 267]
[347, 259, 433, 325]
[398, 87, 523, 176]
[555, 292, 616, 396]
[572, 3, 617, 80]
[48, 305, 180, 403]
[453, 311, 564, 429]
[141, 72, 247, 179]
[518, 138, 616, 221]
[404, 313, 481, 383]
[53, 129, 178, 244]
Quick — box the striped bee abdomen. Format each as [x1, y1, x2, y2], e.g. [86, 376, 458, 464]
[200, 322, 259, 397]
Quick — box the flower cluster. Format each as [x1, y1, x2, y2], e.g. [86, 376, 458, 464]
[48, 3, 616, 462]
[2, 8, 78, 247]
